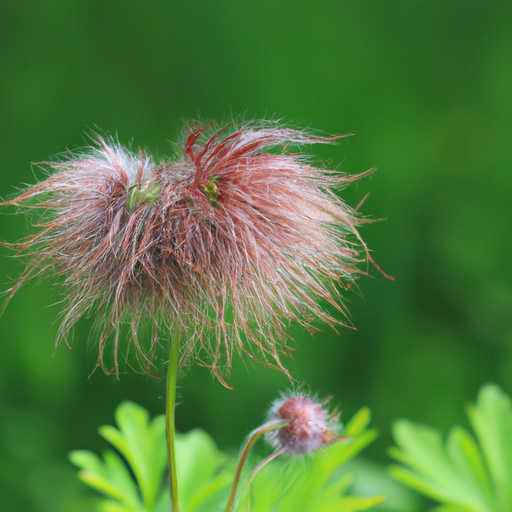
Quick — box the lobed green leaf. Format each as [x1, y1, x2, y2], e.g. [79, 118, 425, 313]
[390, 383, 512, 512]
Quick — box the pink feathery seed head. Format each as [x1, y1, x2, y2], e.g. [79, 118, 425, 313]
[1, 119, 379, 383]
[265, 392, 345, 454]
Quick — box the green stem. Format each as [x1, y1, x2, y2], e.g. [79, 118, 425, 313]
[225, 419, 288, 512]
[166, 336, 181, 512]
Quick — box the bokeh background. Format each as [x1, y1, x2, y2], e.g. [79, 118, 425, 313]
[1, 1, 512, 510]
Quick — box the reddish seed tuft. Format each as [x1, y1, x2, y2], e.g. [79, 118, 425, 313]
[266, 393, 343, 454]
[1, 120, 375, 381]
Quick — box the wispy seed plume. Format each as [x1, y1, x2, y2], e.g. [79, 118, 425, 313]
[2, 120, 377, 382]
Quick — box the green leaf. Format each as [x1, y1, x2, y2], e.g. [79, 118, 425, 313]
[432, 506, 478, 512]
[70, 449, 142, 508]
[447, 427, 493, 503]
[99, 401, 167, 510]
[468, 384, 512, 511]
[71, 402, 168, 512]
[98, 500, 143, 512]
[390, 383, 512, 512]
[388, 465, 454, 502]
[345, 407, 372, 437]
[71, 403, 231, 512]
[335, 495, 386, 512]
[174, 428, 229, 510]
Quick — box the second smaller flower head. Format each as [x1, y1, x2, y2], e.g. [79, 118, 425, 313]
[266, 393, 344, 454]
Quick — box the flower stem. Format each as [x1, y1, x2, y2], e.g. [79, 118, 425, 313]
[166, 336, 180, 512]
[225, 419, 288, 512]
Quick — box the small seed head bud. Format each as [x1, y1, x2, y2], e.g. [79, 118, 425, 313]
[266, 393, 342, 454]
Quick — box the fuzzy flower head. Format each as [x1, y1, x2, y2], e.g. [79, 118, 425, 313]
[265, 392, 343, 454]
[2, 120, 376, 382]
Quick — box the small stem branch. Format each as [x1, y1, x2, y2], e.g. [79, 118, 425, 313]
[225, 419, 288, 512]
[166, 336, 181, 512]
[247, 447, 285, 485]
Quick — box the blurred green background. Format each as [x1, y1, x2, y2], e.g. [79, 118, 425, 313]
[1, 1, 512, 510]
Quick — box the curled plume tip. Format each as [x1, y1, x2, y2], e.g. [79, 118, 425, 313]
[1, 119, 382, 383]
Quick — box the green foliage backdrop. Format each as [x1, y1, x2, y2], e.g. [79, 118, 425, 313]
[1, 1, 512, 510]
